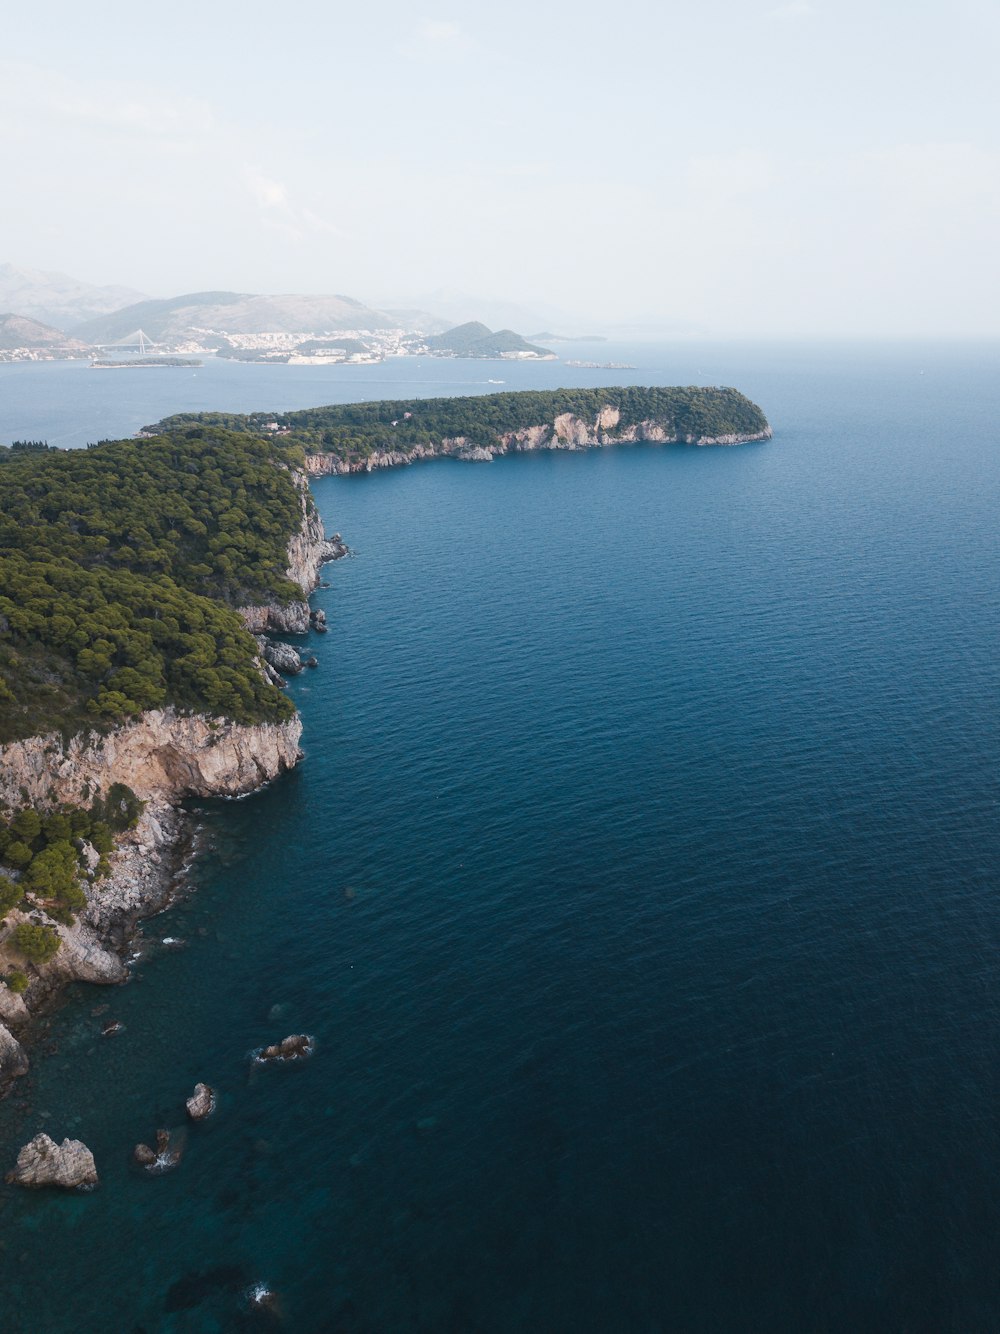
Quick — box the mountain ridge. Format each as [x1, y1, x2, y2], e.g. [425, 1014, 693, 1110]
[0, 264, 145, 331]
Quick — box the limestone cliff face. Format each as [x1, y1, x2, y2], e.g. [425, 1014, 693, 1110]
[0, 710, 302, 811]
[299, 405, 771, 475]
[238, 468, 347, 633]
[0, 710, 304, 1088]
[0, 1021, 28, 1084]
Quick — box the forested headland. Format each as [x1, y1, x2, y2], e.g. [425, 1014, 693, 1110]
[0, 431, 305, 744]
[148, 385, 770, 467]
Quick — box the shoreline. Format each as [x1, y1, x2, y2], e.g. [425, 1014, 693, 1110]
[300, 423, 773, 476]
[0, 474, 344, 1098]
[0, 406, 765, 1098]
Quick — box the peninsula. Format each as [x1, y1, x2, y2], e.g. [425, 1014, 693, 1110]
[148, 384, 772, 473]
[0, 385, 770, 1095]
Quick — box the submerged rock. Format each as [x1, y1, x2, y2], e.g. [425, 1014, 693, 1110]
[7, 1133, 98, 1189]
[246, 1282, 283, 1318]
[256, 1033, 315, 1063]
[134, 1127, 183, 1172]
[186, 1082, 216, 1121]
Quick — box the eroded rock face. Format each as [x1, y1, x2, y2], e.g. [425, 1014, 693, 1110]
[239, 600, 311, 635]
[186, 1082, 216, 1121]
[297, 407, 771, 475]
[7, 1133, 97, 1189]
[0, 1022, 29, 1082]
[0, 712, 303, 812]
[259, 639, 303, 677]
[29, 911, 129, 985]
[0, 985, 29, 1026]
[239, 471, 348, 631]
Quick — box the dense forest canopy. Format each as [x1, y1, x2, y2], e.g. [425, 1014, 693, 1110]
[0, 387, 769, 745]
[0, 428, 304, 742]
[148, 385, 770, 465]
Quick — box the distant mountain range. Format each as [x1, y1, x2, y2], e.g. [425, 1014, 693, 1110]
[0, 313, 91, 354]
[0, 265, 585, 355]
[0, 264, 145, 330]
[72, 291, 405, 344]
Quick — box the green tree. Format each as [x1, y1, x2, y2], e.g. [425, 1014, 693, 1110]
[4, 841, 33, 871]
[10, 808, 41, 845]
[11, 922, 61, 964]
[24, 842, 79, 900]
[0, 875, 23, 913]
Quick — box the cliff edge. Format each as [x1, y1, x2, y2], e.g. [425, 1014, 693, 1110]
[0, 481, 341, 1093]
[299, 401, 771, 476]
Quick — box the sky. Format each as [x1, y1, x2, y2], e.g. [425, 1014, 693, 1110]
[3, 0, 999, 336]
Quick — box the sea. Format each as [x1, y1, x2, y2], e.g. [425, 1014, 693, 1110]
[0, 341, 998, 1332]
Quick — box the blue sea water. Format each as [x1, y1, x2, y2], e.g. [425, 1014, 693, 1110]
[0, 342, 999, 1331]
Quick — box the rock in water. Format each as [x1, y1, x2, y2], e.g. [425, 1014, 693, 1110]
[7, 1133, 98, 1189]
[186, 1082, 216, 1121]
[257, 1034, 315, 1063]
[260, 639, 303, 676]
[134, 1128, 183, 1172]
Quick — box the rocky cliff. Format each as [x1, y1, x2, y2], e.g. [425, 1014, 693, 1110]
[238, 469, 347, 631]
[300, 404, 771, 476]
[0, 710, 304, 1089]
[0, 710, 303, 813]
[0, 469, 342, 1094]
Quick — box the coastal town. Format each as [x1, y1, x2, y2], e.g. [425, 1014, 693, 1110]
[0, 311, 560, 366]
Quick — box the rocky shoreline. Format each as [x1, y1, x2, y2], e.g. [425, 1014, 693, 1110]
[300, 406, 772, 476]
[0, 470, 345, 1097]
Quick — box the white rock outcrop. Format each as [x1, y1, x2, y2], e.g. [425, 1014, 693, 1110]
[0, 711, 302, 812]
[6, 1133, 98, 1189]
[186, 1082, 216, 1120]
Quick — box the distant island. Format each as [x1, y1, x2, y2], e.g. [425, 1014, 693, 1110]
[565, 360, 636, 370]
[424, 321, 554, 360]
[90, 357, 203, 369]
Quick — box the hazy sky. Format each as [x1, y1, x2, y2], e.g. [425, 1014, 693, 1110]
[4, 0, 999, 335]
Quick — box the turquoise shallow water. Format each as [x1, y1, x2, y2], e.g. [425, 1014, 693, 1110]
[1, 343, 999, 1330]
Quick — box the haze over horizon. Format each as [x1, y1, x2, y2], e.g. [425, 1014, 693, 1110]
[5, 0, 998, 338]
